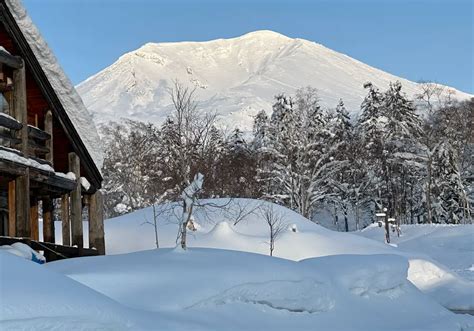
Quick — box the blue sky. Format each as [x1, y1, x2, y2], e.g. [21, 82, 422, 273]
[23, 0, 473, 93]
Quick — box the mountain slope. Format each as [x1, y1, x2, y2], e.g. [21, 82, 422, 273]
[77, 30, 472, 130]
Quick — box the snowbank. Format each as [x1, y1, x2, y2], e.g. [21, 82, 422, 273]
[0, 242, 45, 264]
[359, 223, 474, 280]
[47, 248, 473, 331]
[0, 252, 132, 329]
[103, 198, 474, 311]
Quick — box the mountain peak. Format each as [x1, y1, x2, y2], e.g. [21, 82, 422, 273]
[78, 32, 472, 131]
[238, 30, 291, 40]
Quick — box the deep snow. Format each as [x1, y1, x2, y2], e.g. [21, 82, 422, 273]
[97, 199, 474, 311]
[358, 224, 474, 281]
[46, 249, 473, 331]
[2, 199, 473, 330]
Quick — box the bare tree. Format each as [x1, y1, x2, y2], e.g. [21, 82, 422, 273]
[260, 204, 287, 256]
[222, 199, 263, 226]
[166, 80, 218, 190]
[142, 191, 173, 248]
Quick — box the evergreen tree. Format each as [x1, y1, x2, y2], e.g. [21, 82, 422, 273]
[432, 142, 471, 223]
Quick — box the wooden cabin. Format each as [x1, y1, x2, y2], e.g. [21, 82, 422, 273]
[0, 0, 105, 260]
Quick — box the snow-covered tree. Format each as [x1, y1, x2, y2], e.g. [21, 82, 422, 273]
[432, 142, 471, 223]
[256, 88, 337, 218]
[178, 173, 204, 249]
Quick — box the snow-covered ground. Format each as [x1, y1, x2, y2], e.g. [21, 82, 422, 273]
[1, 199, 473, 330]
[358, 224, 474, 281]
[97, 199, 474, 310]
[1, 248, 471, 330]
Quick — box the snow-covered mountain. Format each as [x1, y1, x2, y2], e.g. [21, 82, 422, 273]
[77, 30, 472, 130]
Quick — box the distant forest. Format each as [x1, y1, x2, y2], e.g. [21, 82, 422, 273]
[100, 81, 473, 229]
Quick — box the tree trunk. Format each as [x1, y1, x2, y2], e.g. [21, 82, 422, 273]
[426, 156, 433, 224]
[152, 204, 159, 248]
[344, 207, 349, 232]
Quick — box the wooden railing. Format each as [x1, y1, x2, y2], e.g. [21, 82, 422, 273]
[0, 112, 53, 166]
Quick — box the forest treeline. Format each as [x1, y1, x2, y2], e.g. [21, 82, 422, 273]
[101, 81, 473, 229]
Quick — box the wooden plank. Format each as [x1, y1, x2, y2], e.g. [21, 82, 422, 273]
[29, 197, 38, 240]
[28, 140, 50, 155]
[69, 152, 83, 248]
[88, 191, 105, 255]
[0, 130, 21, 145]
[0, 113, 22, 130]
[15, 168, 29, 237]
[12, 63, 27, 155]
[8, 180, 15, 236]
[42, 197, 54, 243]
[0, 236, 100, 260]
[44, 110, 53, 165]
[28, 125, 51, 141]
[0, 50, 23, 69]
[61, 194, 70, 246]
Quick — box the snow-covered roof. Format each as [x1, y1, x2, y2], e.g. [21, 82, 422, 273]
[4, 0, 104, 171]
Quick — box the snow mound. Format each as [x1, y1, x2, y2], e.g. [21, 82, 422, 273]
[0, 242, 45, 263]
[0, 251, 132, 329]
[193, 279, 335, 313]
[359, 224, 474, 278]
[102, 198, 474, 312]
[409, 259, 474, 311]
[303, 254, 409, 299]
[47, 248, 473, 330]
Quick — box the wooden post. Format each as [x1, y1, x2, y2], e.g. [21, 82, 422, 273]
[384, 213, 391, 244]
[61, 194, 70, 246]
[88, 191, 105, 255]
[69, 152, 83, 248]
[8, 180, 15, 237]
[45, 110, 53, 165]
[42, 197, 54, 243]
[12, 60, 27, 156]
[30, 197, 38, 241]
[15, 168, 29, 237]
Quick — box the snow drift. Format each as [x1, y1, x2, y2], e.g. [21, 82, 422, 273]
[46, 248, 473, 331]
[100, 198, 474, 311]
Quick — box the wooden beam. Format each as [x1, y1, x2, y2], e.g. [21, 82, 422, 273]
[0, 236, 100, 260]
[28, 124, 51, 141]
[27, 141, 50, 155]
[15, 168, 29, 237]
[42, 197, 54, 243]
[61, 194, 70, 246]
[0, 158, 75, 192]
[30, 197, 38, 240]
[12, 61, 27, 155]
[0, 50, 23, 69]
[44, 110, 53, 166]
[0, 130, 21, 145]
[0, 3, 103, 190]
[88, 191, 105, 255]
[69, 152, 82, 248]
[8, 180, 15, 237]
[0, 113, 22, 130]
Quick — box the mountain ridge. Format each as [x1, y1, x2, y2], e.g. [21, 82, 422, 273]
[77, 30, 472, 130]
